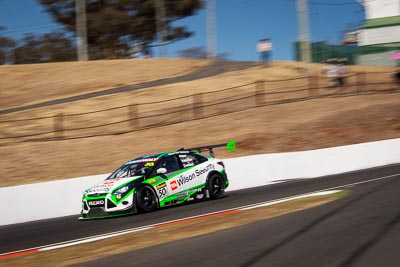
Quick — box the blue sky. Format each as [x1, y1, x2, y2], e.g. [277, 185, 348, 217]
[0, 0, 365, 61]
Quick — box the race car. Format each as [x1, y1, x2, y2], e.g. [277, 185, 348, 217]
[79, 142, 234, 220]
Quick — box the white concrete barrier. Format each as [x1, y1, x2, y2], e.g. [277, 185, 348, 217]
[1, 138, 399, 226]
[225, 138, 400, 191]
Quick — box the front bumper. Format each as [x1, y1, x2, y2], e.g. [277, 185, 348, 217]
[79, 207, 136, 220]
[80, 191, 137, 220]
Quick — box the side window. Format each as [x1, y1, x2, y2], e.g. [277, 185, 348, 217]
[178, 153, 199, 168]
[194, 153, 208, 164]
[159, 155, 181, 174]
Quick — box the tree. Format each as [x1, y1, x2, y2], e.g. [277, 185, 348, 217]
[0, 26, 16, 65]
[14, 32, 76, 64]
[39, 0, 203, 59]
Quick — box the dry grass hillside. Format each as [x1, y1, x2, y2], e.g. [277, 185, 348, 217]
[0, 58, 209, 110]
[0, 59, 399, 187]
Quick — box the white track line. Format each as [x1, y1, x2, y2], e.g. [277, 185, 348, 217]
[40, 227, 152, 251]
[240, 190, 342, 211]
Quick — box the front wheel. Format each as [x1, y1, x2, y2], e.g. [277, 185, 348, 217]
[207, 173, 225, 199]
[136, 186, 158, 212]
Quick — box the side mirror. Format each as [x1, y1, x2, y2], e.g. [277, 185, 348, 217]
[156, 168, 167, 174]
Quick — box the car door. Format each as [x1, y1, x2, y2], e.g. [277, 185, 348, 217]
[151, 155, 182, 201]
[171, 152, 211, 194]
[156, 153, 200, 201]
[153, 153, 214, 205]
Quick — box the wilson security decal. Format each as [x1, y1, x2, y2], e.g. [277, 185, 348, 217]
[169, 163, 215, 193]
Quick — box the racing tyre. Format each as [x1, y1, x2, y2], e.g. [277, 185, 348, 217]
[136, 186, 157, 212]
[207, 173, 225, 199]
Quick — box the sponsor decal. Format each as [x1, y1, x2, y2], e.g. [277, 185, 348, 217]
[156, 182, 166, 189]
[176, 173, 196, 186]
[170, 180, 178, 191]
[182, 162, 194, 168]
[148, 178, 157, 183]
[89, 184, 113, 193]
[88, 200, 105, 206]
[195, 164, 215, 177]
[156, 182, 169, 198]
[145, 162, 155, 167]
[180, 155, 196, 168]
[103, 178, 120, 185]
[174, 164, 215, 187]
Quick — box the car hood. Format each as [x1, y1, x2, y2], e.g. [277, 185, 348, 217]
[86, 176, 142, 194]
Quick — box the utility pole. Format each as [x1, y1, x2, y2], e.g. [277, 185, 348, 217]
[75, 0, 88, 61]
[297, 0, 311, 64]
[155, 0, 167, 57]
[206, 0, 216, 59]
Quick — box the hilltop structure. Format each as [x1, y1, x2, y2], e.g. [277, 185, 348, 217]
[357, 0, 400, 66]
[294, 0, 400, 66]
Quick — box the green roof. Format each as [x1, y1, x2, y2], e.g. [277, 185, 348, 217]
[358, 42, 400, 55]
[361, 16, 400, 29]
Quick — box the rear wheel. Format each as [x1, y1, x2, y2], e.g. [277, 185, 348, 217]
[136, 186, 158, 212]
[207, 173, 225, 199]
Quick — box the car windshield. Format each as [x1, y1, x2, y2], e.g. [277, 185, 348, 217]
[106, 158, 159, 179]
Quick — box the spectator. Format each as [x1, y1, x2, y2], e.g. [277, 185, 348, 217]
[257, 38, 272, 67]
[337, 58, 348, 88]
[323, 58, 339, 89]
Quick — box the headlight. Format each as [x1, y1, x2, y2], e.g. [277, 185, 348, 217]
[114, 186, 129, 194]
[112, 184, 134, 201]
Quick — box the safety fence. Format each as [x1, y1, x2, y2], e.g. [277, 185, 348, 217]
[0, 71, 398, 145]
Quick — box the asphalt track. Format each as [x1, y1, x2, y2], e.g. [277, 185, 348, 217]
[1, 164, 400, 267]
[0, 61, 256, 115]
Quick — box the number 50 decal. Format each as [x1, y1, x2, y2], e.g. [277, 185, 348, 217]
[156, 182, 169, 198]
[158, 187, 168, 198]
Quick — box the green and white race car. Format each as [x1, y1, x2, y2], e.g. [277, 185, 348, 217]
[80, 143, 233, 220]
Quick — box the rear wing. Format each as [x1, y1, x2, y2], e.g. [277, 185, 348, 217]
[180, 140, 236, 158]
